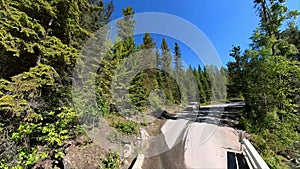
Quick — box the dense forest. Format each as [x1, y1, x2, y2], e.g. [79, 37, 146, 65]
[0, 0, 225, 168]
[0, 0, 299, 168]
[227, 0, 300, 168]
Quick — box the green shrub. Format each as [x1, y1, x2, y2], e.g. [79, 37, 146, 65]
[251, 133, 290, 169]
[101, 151, 120, 169]
[110, 120, 138, 135]
[10, 107, 78, 167]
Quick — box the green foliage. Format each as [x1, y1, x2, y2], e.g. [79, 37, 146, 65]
[227, 0, 300, 168]
[17, 148, 48, 167]
[128, 33, 158, 111]
[10, 107, 78, 167]
[251, 134, 290, 169]
[172, 43, 185, 104]
[116, 6, 135, 39]
[203, 65, 226, 101]
[227, 46, 244, 98]
[184, 66, 199, 102]
[159, 38, 174, 103]
[0, 1, 222, 168]
[101, 151, 120, 169]
[110, 119, 139, 135]
[0, 0, 113, 168]
[96, 6, 136, 113]
[148, 90, 165, 110]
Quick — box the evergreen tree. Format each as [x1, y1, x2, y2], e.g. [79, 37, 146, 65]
[281, 23, 300, 61]
[193, 67, 206, 103]
[173, 42, 184, 73]
[206, 65, 223, 101]
[203, 66, 212, 103]
[129, 33, 158, 111]
[172, 43, 185, 103]
[159, 38, 174, 103]
[219, 66, 227, 101]
[197, 65, 207, 103]
[116, 6, 135, 40]
[0, 0, 112, 167]
[97, 6, 136, 111]
[227, 46, 244, 98]
[141, 33, 158, 89]
[184, 66, 199, 102]
[155, 48, 161, 70]
[231, 1, 300, 167]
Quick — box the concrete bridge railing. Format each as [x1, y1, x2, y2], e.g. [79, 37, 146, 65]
[240, 137, 270, 169]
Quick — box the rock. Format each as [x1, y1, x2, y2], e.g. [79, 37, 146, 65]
[123, 144, 133, 158]
[122, 159, 129, 165]
[121, 139, 131, 144]
[139, 128, 150, 149]
[63, 158, 70, 169]
[33, 159, 53, 169]
[139, 128, 150, 141]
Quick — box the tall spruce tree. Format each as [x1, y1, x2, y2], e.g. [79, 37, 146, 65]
[160, 38, 174, 103]
[172, 42, 185, 103]
[203, 66, 212, 102]
[193, 67, 206, 103]
[227, 46, 244, 98]
[129, 33, 158, 111]
[173, 42, 184, 73]
[97, 6, 135, 112]
[197, 65, 207, 103]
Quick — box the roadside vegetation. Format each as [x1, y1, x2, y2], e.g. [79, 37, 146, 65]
[227, 0, 300, 168]
[0, 0, 221, 168]
[0, 0, 299, 168]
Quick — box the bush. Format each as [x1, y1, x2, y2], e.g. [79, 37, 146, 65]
[110, 120, 139, 135]
[101, 151, 120, 169]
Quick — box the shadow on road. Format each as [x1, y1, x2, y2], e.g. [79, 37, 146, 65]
[141, 128, 186, 169]
[196, 105, 244, 128]
[227, 151, 249, 169]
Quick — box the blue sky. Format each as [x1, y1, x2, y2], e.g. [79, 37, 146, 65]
[109, 0, 300, 68]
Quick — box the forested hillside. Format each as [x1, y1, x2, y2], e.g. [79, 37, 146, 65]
[1, 0, 299, 168]
[0, 0, 115, 168]
[227, 0, 300, 168]
[0, 0, 224, 168]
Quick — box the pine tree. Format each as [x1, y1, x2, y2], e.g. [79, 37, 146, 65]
[159, 38, 174, 103]
[173, 42, 184, 73]
[141, 33, 158, 90]
[97, 6, 136, 111]
[116, 6, 135, 40]
[129, 33, 158, 111]
[205, 65, 223, 101]
[184, 66, 199, 102]
[202, 66, 212, 103]
[197, 65, 207, 103]
[227, 46, 244, 98]
[172, 43, 185, 103]
[233, 1, 300, 167]
[193, 67, 206, 103]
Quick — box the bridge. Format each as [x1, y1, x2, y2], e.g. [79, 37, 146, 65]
[130, 103, 270, 169]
